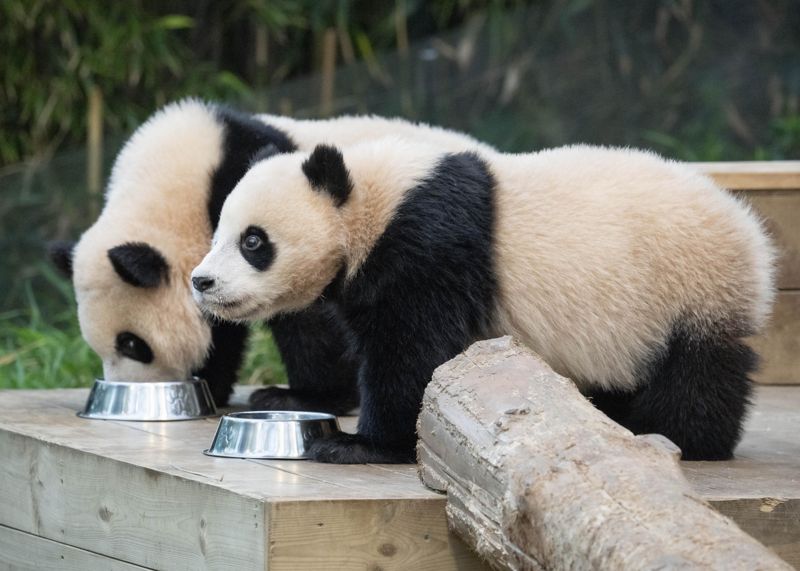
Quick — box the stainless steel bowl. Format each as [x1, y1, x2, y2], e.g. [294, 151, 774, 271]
[78, 378, 218, 421]
[203, 411, 340, 459]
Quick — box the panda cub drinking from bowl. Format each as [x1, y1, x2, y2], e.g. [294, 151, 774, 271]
[192, 138, 775, 464]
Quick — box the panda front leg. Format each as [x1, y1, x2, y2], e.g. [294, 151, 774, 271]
[307, 303, 463, 464]
[250, 303, 360, 415]
[307, 354, 427, 464]
[194, 321, 250, 407]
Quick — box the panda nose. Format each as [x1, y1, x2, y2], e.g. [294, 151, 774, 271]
[192, 275, 215, 292]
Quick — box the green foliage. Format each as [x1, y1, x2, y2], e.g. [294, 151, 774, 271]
[0, 265, 100, 389]
[239, 327, 288, 386]
[2, 0, 799, 390]
[0, 0, 304, 164]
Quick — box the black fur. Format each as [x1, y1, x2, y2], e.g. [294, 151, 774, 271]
[240, 226, 275, 271]
[249, 143, 281, 167]
[210, 107, 296, 227]
[107, 243, 170, 288]
[250, 302, 360, 415]
[47, 240, 76, 278]
[301, 144, 353, 207]
[192, 320, 250, 407]
[204, 107, 358, 412]
[587, 322, 756, 460]
[308, 152, 497, 463]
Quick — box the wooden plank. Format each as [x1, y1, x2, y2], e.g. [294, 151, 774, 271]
[0, 388, 480, 571]
[684, 385, 800, 567]
[749, 291, 800, 384]
[694, 161, 800, 190]
[736, 190, 800, 290]
[0, 430, 268, 571]
[0, 524, 150, 571]
[710, 500, 800, 569]
[268, 500, 488, 571]
[1, 385, 798, 569]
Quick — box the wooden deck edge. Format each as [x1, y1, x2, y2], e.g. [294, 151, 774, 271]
[709, 498, 800, 568]
[0, 523, 153, 571]
[0, 429, 268, 571]
[266, 498, 487, 571]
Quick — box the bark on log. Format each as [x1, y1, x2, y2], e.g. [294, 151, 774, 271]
[417, 336, 791, 571]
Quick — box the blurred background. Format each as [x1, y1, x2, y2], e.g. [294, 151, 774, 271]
[1, 0, 799, 389]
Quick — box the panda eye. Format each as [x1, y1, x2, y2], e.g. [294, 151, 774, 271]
[115, 332, 153, 364]
[239, 226, 275, 271]
[243, 234, 262, 251]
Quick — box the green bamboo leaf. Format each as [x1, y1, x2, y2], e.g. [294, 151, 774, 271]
[153, 14, 194, 30]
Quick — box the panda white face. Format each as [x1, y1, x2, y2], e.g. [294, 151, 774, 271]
[192, 148, 348, 323]
[66, 233, 212, 382]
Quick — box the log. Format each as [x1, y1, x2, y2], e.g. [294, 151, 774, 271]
[417, 337, 791, 571]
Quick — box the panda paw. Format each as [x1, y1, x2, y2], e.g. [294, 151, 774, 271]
[308, 433, 415, 464]
[248, 386, 357, 415]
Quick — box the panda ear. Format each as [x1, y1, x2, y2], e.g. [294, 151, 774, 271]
[301, 144, 353, 207]
[47, 240, 76, 278]
[107, 242, 170, 288]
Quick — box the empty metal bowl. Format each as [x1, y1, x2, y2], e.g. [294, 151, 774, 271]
[203, 411, 340, 459]
[78, 377, 217, 421]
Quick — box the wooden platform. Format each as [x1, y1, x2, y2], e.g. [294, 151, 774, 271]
[0, 386, 798, 570]
[696, 161, 800, 385]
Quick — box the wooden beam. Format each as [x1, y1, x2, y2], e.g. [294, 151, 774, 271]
[267, 500, 485, 571]
[735, 190, 800, 290]
[418, 337, 792, 570]
[0, 524, 149, 571]
[693, 161, 800, 190]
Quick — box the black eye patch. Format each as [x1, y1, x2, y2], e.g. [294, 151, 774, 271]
[239, 225, 275, 271]
[115, 332, 154, 364]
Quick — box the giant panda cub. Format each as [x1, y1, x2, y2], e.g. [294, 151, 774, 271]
[192, 138, 775, 464]
[50, 100, 494, 410]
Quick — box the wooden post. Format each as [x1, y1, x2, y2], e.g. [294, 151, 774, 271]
[320, 28, 337, 116]
[417, 336, 792, 571]
[86, 85, 103, 213]
[254, 22, 269, 112]
[395, 0, 413, 117]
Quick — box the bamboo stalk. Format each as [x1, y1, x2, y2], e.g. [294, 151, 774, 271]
[320, 28, 337, 116]
[86, 85, 103, 210]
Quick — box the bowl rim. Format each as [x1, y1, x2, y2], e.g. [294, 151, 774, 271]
[221, 411, 337, 422]
[90, 377, 206, 387]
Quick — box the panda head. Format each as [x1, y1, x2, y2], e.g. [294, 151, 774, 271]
[191, 144, 352, 322]
[45, 99, 233, 381]
[50, 234, 212, 382]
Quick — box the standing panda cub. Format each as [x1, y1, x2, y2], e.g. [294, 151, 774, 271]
[192, 138, 775, 464]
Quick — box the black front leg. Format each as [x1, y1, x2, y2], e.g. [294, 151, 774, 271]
[309, 306, 471, 464]
[193, 321, 249, 407]
[250, 303, 360, 415]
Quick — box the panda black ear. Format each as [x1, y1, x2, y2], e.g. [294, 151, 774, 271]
[301, 144, 353, 207]
[107, 242, 170, 288]
[47, 240, 76, 278]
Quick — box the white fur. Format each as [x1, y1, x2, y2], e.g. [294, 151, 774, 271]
[197, 139, 776, 392]
[72, 101, 494, 381]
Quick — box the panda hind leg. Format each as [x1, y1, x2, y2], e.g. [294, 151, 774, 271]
[619, 324, 756, 461]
